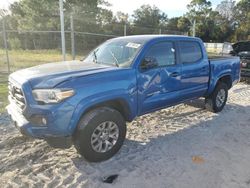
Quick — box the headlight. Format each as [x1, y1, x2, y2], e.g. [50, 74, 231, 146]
[32, 89, 75, 104]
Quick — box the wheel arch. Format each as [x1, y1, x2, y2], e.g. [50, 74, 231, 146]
[208, 74, 232, 96]
[217, 75, 232, 89]
[68, 96, 134, 135]
[83, 99, 132, 122]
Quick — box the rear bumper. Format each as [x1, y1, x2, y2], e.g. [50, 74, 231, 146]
[6, 103, 72, 148]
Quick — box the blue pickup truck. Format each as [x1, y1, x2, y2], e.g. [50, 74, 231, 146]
[7, 35, 240, 162]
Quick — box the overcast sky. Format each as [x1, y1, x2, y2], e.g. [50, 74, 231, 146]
[0, 0, 240, 18]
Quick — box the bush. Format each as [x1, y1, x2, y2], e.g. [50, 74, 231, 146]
[9, 38, 22, 50]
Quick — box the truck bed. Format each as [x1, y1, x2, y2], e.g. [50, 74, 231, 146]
[208, 55, 234, 60]
[207, 55, 240, 95]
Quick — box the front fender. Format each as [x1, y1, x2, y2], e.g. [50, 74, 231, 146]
[67, 89, 137, 134]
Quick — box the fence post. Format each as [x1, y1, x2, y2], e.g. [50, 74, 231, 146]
[192, 19, 196, 37]
[59, 0, 66, 61]
[70, 14, 75, 60]
[2, 19, 10, 74]
[124, 24, 127, 36]
[159, 28, 162, 34]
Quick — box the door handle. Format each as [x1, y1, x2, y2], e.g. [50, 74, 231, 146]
[169, 72, 179, 77]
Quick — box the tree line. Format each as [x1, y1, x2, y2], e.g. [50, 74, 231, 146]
[0, 0, 249, 51]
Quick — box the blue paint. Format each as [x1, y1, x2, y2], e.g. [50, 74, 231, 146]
[6, 35, 240, 146]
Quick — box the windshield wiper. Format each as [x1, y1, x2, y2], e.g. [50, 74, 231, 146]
[93, 50, 98, 64]
[108, 49, 119, 67]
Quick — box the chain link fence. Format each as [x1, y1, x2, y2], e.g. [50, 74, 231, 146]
[0, 14, 186, 76]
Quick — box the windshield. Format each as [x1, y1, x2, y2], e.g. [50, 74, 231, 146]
[83, 39, 142, 67]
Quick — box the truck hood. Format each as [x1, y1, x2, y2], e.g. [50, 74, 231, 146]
[10, 60, 117, 88]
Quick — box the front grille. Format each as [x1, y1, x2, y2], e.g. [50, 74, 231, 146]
[241, 59, 250, 68]
[8, 82, 26, 110]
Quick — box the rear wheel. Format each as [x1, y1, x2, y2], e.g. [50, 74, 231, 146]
[73, 107, 126, 162]
[205, 82, 228, 113]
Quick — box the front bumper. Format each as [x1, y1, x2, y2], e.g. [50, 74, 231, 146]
[6, 102, 73, 148]
[7, 73, 79, 148]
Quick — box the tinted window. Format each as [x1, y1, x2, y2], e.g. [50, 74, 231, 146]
[145, 42, 176, 67]
[179, 41, 202, 63]
[233, 42, 250, 53]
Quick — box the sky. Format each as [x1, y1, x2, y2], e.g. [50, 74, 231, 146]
[107, 0, 240, 17]
[0, 0, 240, 18]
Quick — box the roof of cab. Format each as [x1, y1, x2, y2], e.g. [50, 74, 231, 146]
[111, 35, 200, 44]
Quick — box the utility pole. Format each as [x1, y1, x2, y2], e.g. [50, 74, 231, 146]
[159, 28, 162, 34]
[70, 14, 75, 60]
[2, 19, 10, 74]
[59, 0, 66, 61]
[124, 24, 127, 36]
[192, 19, 196, 37]
[188, 18, 196, 37]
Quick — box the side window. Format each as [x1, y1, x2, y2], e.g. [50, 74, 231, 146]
[145, 42, 176, 67]
[179, 41, 203, 63]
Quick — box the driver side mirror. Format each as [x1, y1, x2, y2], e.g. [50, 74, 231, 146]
[140, 57, 158, 70]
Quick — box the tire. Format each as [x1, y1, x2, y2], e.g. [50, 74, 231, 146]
[73, 107, 126, 162]
[205, 82, 228, 113]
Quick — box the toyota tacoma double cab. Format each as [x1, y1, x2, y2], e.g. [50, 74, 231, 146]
[7, 35, 240, 162]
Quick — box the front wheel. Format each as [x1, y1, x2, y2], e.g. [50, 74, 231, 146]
[73, 107, 126, 162]
[205, 82, 228, 113]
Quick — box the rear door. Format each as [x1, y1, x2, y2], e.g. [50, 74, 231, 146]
[178, 41, 209, 99]
[137, 41, 181, 115]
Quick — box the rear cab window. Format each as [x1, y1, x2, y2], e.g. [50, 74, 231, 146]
[179, 41, 203, 64]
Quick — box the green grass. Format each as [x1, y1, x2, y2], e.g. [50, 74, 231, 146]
[0, 71, 9, 113]
[0, 83, 8, 113]
[0, 49, 82, 72]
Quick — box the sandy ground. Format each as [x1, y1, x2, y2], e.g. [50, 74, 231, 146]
[0, 83, 250, 188]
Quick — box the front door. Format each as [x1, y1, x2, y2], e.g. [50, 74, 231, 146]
[137, 41, 181, 115]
